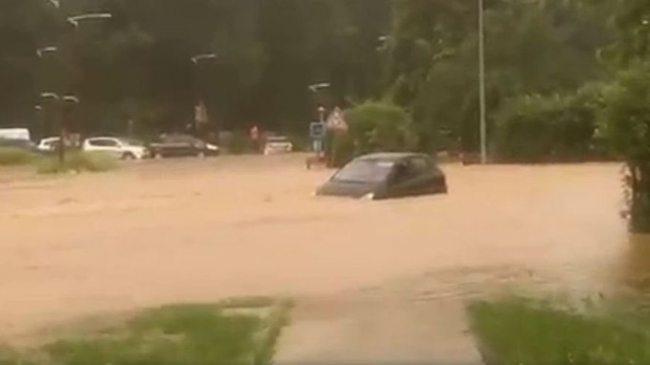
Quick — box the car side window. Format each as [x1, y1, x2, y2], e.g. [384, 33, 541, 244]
[91, 139, 118, 147]
[409, 157, 432, 176]
[392, 161, 414, 182]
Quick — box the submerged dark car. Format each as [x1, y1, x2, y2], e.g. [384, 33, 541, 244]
[316, 152, 447, 200]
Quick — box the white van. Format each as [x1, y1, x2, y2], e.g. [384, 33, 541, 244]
[0, 128, 30, 141]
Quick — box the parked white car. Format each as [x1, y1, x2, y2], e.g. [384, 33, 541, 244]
[82, 137, 149, 160]
[37, 137, 60, 152]
[263, 135, 293, 155]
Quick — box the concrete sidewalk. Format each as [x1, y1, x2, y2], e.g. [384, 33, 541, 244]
[275, 290, 483, 364]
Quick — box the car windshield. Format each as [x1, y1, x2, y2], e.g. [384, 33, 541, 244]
[333, 159, 395, 183]
[120, 138, 144, 147]
[163, 135, 197, 143]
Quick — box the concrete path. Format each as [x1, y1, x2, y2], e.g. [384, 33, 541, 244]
[275, 278, 485, 365]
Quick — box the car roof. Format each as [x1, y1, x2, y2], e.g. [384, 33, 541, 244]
[356, 152, 425, 162]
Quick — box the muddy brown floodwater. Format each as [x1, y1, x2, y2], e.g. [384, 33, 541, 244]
[0, 155, 648, 361]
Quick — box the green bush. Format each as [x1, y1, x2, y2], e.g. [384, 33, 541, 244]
[329, 102, 416, 167]
[36, 151, 118, 174]
[494, 89, 600, 163]
[287, 133, 310, 152]
[599, 62, 650, 232]
[223, 131, 256, 155]
[0, 147, 37, 166]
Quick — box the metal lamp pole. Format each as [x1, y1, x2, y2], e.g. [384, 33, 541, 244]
[191, 53, 217, 135]
[308, 83, 330, 152]
[478, 0, 488, 164]
[39, 93, 79, 163]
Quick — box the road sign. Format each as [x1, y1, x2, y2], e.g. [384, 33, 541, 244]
[326, 107, 348, 132]
[310, 122, 326, 140]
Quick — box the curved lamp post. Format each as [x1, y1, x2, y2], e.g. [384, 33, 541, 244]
[67, 13, 112, 27]
[190, 53, 218, 133]
[308, 82, 330, 93]
[191, 53, 217, 65]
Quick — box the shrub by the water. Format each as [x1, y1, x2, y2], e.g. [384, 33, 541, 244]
[0, 147, 37, 166]
[37, 151, 118, 174]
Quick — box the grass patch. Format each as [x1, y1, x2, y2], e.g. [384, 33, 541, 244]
[0, 147, 37, 166]
[0, 299, 292, 365]
[468, 297, 650, 365]
[252, 299, 293, 365]
[218, 296, 277, 309]
[36, 151, 118, 174]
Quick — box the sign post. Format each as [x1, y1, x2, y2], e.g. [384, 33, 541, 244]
[310, 122, 326, 155]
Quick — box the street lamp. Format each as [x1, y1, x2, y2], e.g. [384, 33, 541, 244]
[308, 82, 330, 93]
[478, 0, 487, 164]
[308, 83, 331, 123]
[191, 53, 218, 65]
[67, 13, 112, 27]
[191, 53, 218, 134]
[36, 46, 58, 57]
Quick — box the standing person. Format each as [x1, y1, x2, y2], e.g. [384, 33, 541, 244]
[249, 125, 260, 153]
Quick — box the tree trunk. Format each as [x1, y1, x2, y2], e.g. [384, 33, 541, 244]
[629, 162, 650, 233]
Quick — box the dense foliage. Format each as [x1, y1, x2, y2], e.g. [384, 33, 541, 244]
[383, 0, 613, 154]
[329, 102, 414, 167]
[494, 87, 602, 163]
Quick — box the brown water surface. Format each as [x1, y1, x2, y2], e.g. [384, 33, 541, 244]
[0, 156, 646, 346]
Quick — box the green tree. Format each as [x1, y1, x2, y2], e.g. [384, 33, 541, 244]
[598, 0, 650, 233]
[600, 63, 650, 232]
[330, 102, 415, 167]
[384, 0, 611, 154]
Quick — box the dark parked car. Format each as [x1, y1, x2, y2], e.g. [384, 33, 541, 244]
[316, 152, 447, 200]
[148, 134, 219, 158]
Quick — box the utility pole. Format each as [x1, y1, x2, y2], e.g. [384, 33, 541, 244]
[478, 0, 488, 164]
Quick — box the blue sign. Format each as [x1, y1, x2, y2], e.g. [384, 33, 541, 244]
[310, 122, 326, 140]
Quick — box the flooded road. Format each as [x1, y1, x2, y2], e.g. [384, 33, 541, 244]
[0, 156, 646, 353]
